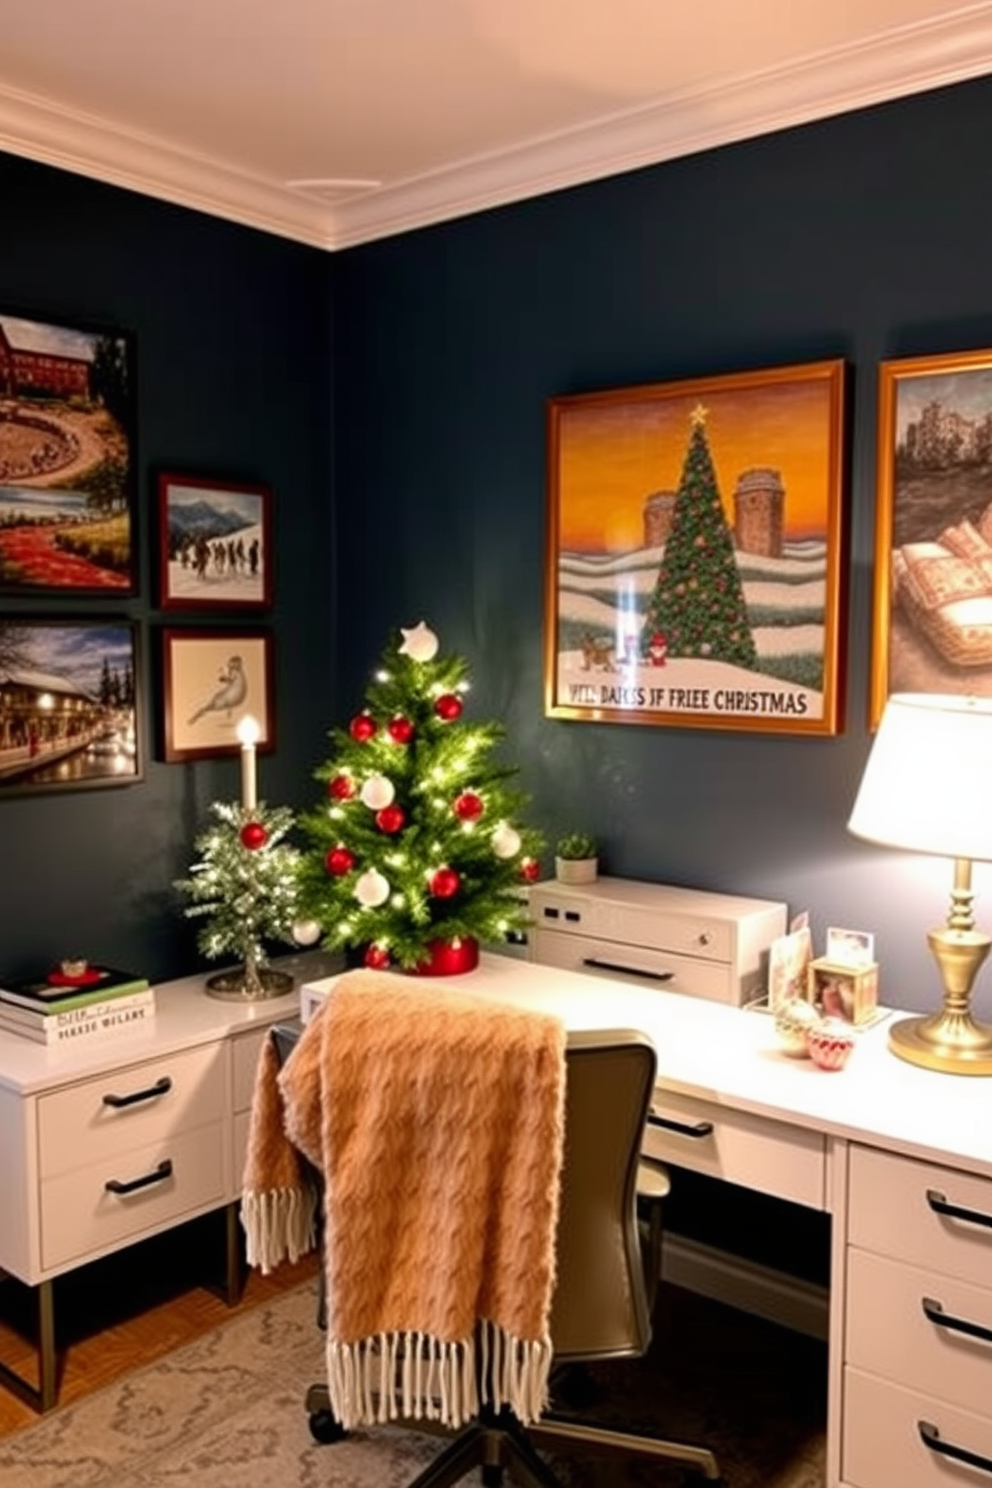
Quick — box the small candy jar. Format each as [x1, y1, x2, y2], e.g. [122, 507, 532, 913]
[808, 1018, 856, 1072]
[773, 999, 821, 1057]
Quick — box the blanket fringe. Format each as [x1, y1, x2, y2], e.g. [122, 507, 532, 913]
[240, 1186, 316, 1274]
[325, 1318, 553, 1431]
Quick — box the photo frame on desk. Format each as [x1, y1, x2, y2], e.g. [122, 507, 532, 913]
[871, 346, 992, 726]
[157, 472, 272, 611]
[160, 627, 274, 762]
[0, 307, 136, 596]
[544, 359, 848, 735]
[0, 617, 141, 795]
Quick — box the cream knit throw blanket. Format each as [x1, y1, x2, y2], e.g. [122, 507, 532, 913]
[240, 971, 567, 1431]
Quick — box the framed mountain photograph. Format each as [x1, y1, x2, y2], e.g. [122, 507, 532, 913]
[158, 473, 272, 610]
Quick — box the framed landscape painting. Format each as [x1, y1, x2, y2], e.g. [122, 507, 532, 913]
[870, 346, 992, 726]
[0, 619, 141, 795]
[0, 309, 136, 595]
[545, 359, 848, 735]
[158, 473, 272, 610]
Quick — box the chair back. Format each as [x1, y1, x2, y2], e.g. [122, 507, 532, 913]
[550, 1028, 657, 1362]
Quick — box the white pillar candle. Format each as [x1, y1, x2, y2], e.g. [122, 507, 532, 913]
[236, 714, 260, 810]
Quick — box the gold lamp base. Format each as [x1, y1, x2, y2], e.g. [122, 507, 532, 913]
[888, 921, 992, 1075]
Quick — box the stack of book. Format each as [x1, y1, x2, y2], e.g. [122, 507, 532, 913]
[0, 965, 154, 1046]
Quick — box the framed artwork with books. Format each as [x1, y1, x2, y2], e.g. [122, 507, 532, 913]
[871, 346, 992, 725]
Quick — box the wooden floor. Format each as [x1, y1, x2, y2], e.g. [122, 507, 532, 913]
[0, 1209, 320, 1439]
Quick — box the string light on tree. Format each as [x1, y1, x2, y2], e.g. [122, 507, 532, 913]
[297, 623, 544, 972]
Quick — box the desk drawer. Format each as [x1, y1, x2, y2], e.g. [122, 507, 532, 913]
[643, 1091, 826, 1209]
[843, 1367, 992, 1488]
[38, 1044, 225, 1179]
[846, 1248, 992, 1417]
[849, 1145, 992, 1284]
[40, 1123, 226, 1269]
[531, 930, 734, 1002]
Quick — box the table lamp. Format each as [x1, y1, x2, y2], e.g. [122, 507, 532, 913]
[848, 693, 992, 1075]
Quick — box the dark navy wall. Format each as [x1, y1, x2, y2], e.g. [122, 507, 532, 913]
[332, 76, 992, 1019]
[0, 153, 334, 982]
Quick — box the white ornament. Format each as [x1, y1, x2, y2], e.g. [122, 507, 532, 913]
[291, 919, 322, 947]
[492, 822, 521, 859]
[355, 868, 390, 907]
[399, 621, 439, 662]
[360, 773, 395, 810]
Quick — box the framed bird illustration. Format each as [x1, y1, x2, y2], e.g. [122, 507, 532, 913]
[160, 628, 274, 762]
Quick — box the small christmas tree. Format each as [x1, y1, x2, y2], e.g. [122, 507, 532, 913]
[175, 800, 302, 997]
[297, 622, 543, 972]
[641, 403, 758, 670]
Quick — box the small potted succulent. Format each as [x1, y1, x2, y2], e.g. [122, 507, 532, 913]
[554, 832, 599, 885]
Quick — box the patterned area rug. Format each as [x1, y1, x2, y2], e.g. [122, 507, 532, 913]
[0, 1280, 827, 1487]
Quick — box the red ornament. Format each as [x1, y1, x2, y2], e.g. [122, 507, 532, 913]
[349, 713, 377, 742]
[429, 866, 461, 899]
[453, 791, 484, 822]
[240, 821, 268, 851]
[519, 857, 541, 883]
[387, 715, 414, 744]
[434, 693, 463, 722]
[325, 845, 357, 876]
[328, 773, 356, 800]
[407, 937, 480, 977]
[364, 944, 392, 970]
[376, 804, 406, 834]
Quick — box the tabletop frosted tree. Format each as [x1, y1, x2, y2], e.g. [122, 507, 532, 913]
[175, 718, 304, 999]
[641, 402, 758, 670]
[297, 622, 544, 973]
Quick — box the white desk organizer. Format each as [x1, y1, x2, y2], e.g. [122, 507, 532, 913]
[527, 875, 787, 1006]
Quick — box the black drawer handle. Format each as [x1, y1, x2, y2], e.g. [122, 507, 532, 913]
[647, 1111, 714, 1139]
[919, 1420, 992, 1476]
[922, 1296, 992, 1345]
[105, 1159, 174, 1195]
[102, 1076, 172, 1109]
[582, 958, 674, 983]
[927, 1188, 992, 1231]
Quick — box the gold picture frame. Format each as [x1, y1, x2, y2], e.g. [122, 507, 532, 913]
[544, 358, 847, 734]
[871, 346, 992, 727]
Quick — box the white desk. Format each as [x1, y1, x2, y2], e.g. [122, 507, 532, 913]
[304, 954, 992, 1488]
[0, 949, 339, 1411]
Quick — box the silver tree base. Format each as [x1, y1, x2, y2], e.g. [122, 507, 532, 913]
[205, 966, 295, 1001]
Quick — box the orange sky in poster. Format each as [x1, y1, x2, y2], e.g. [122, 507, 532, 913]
[556, 379, 833, 552]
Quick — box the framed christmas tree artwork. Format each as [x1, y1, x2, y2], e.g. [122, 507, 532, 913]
[544, 359, 848, 734]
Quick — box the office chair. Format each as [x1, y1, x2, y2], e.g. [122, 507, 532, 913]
[273, 1022, 721, 1485]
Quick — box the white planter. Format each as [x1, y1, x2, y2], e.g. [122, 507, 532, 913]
[555, 856, 598, 885]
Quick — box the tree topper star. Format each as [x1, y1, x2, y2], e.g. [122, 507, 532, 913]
[690, 401, 709, 428]
[398, 621, 439, 662]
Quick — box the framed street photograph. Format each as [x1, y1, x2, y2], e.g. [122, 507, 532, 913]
[0, 308, 136, 595]
[0, 618, 141, 795]
[871, 346, 992, 726]
[157, 473, 272, 610]
[161, 628, 274, 761]
[545, 359, 847, 734]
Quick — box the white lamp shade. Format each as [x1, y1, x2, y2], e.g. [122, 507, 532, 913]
[849, 693, 992, 862]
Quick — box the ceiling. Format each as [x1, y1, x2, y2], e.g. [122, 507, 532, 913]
[1, 0, 991, 251]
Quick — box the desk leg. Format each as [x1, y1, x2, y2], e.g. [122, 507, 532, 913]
[0, 1278, 58, 1412]
[223, 1201, 245, 1306]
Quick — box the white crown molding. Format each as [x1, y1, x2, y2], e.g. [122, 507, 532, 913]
[0, 7, 991, 252]
[333, 6, 992, 248]
[0, 85, 338, 249]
